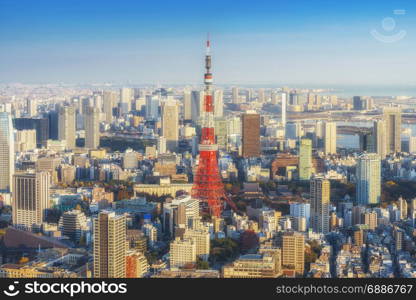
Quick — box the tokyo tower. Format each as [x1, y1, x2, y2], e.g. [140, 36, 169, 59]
[191, 37, 233, 217]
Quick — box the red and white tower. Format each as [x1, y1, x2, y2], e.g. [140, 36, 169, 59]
[191, 37, 229, 217]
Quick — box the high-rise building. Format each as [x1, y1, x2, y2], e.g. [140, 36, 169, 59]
[399, 197, 408, 220]
[0, 112, 14, 192]
[120, 87, 133, 113]
[356, 153, 381, 205]
[93, 211, 126, 278]
[125, 250, 149, 278]
[281, 92, 287, 130]
[15, 129, 37, 152]
[353, 96, 362, 110]
[213, 89, 224, 117]
[310, 178, 330, 233]
[258, 88, 265, 103]
[85, 106, 100, 149]
[58, 105, 76, 149]
[183, 90, 192, 121]
[232, 87, 239, 104]
[363, 211, 378, 230]
[59, 209, 89, 244]
[183, 229, 210, 261]
[383, 107, 402, 153]
[290, 203, 311, 228]
[169, 237, 196, 268]
[241, 113, 260, 158]
[161, 101, 179, 152]
[299, 138, 312, 180]
[372, 119, 387, 159]
[324, 122, 337, 155]
[26, 98, 37, 117]
[145, 95, 160, 120]
[282, 232, 305, 275]
[103, 90, 118, 123]
[191, 90, 204, 123]
[12, 171, 50, 230]
[14, 117, 49, 148]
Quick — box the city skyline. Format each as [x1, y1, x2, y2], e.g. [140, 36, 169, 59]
[1, 0, 416, 86]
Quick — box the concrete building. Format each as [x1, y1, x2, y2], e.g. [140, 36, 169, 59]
[383, 107, 402, 153]
[12, 171, 51, 230]
[310, 178, 330, 234]
[356, 153, 381, 205]
[85, 106, 100, 149]
[161, 100, 179, 152]
[242, 112, 260, 158]
[324, 122, 337, 155]
[93, 211, 126, 278]
[299, 138, 312, 180]
[169, 237, 196, 268]
[58, 105, 76, 150]
[0, 112, 14, 192]
[282, 232, 305, 275]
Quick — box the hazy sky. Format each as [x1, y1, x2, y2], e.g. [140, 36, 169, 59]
[0, 0, 415, 86]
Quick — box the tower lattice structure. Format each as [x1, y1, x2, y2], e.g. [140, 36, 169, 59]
[191, 38, 235, 217]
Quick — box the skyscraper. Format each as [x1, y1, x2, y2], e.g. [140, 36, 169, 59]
[161, 100, 179, 152]
[242, 112, 261, 158]
[85, 106, 100, 149]
[103, 90, 118, 123]
[232, 87, 239, 104]
[191, 90, 204, 123]
[145, 95, 160, 121]
[353, 96, 362, 110]
[383, 107, 401, 153]
[282, 232, 305, 275]
[324, 122, 337, 155]
[213, 89, 224, 117]
[0, 112, 14, 192]
[310, 178, 330, 233]
[120, 87, 133, 113]
[281, 92, 287, 130]
[93, 211, 126, 278]
[58, 104, 76, 149]
[373, 119, 387, 159]
[12, 171, 50, 230]
[183, 90, 192, 121]
[356, 153, 381, 205]
[299, 138, 312, 180]
[26, 98, 37, 117]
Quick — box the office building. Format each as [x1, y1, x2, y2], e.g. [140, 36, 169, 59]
[183, 90, 192, 121]
[169, 237, 196, 268]
[161, 101, 179, 152]
[12, 171, 51, 230]
[299, 138, 312, 180]
[356, 153, 381, 205]
[59, 209, 89, 244]
[324, 122, 337, 155]
[85, 106, 100, 149]
[373, 120, 387, 159]
[0, 112, 14, 192]
[93, 211, 126, 278]
[232, 87, 239, 104]
[103, 90, 118, 123]
[282, 232, 305, 275]
[242, 113, 260, 158]
[58, 105, 76, 149]
[310, 178, 330, 234]
[383, 107, 402, 153]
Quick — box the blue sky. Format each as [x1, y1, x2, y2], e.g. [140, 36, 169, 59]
[0, 0, 415, 86]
